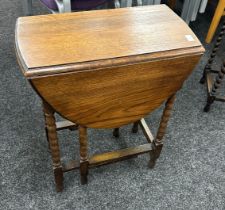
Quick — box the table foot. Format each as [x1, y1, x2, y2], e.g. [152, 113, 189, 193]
[54, 167, 64, 192]
[80, 161, 88, 185]
[148, 144, 163, 169]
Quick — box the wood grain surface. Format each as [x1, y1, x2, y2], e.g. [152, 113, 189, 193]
[16, 5, 204, 129]
[16, 5, 203, 73]
[32, 55, 201, 128]
[15, 5, 205, 190]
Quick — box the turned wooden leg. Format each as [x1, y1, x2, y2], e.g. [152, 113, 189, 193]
[200, 20, 225, 84]
[113, 128, 120, 138]
[43, 101, 63, 192]
[149, 94, 176, 168]
[204, 60, 225, 112]
[132, 121, 139, 133]
[149, 144, 163, 169]
[79, 126, 89, 185]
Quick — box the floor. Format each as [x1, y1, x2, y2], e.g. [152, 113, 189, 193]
[1, 1, 225, 210]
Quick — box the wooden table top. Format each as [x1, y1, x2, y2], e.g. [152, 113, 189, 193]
[16, 5, 204, 78]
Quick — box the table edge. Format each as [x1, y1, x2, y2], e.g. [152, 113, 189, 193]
[15, 44, 205, 79]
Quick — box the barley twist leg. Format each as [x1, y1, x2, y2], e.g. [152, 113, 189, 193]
[200, 20, 225, 84]
[43, 101, 63, 192]
[149, 94, 176, 168]
[204, 60, 225, 112]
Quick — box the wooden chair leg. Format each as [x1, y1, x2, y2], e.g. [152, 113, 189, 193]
[149, 94, 176, 168]
[43, 101, 63, 192]
[212, 60, 225, 94]
[205, 0, 225, 43]
[204, 60, 225, 112]
[200, 19, 225, 84]
[79, 126, 89, 185]
[132, 121, 139, 133]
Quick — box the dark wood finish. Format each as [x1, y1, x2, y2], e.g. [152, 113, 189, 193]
[58, 96, 175, 175]
[204, 61, 225, 112]
[79, 126, 89, 185]
[44, 118, 77, 148]
[211, 62, 225, 95]
[43, 101, 63, 192]
[15, 5, 204, 191]
[200, 19, 225, 112]
[155, 94, 176, 144]
[149, 94, 176, 168]
[61, 143, 152, 172]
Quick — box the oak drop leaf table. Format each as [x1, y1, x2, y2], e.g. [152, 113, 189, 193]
[15, 5, 204, 192]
